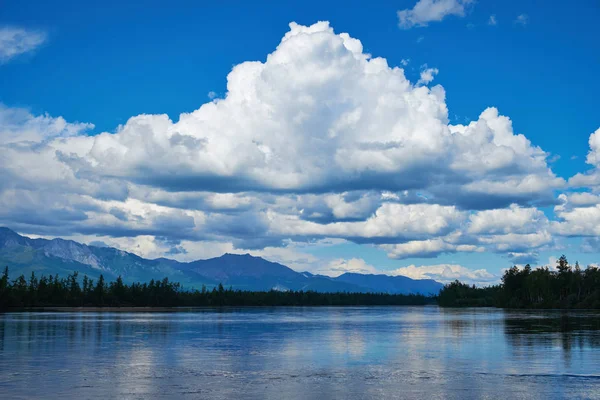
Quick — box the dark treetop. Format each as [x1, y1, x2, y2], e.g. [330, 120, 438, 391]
[0, 268, 431, 309]
[439, 255, 600, 309]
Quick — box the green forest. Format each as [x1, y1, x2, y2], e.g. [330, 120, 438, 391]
[0, 267, 429, 309]
[438, 255, 600, 309]
[2, 255, 599, 310]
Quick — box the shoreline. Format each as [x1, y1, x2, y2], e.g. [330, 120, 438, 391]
[2, 304, 437, 312]
[3, 305, 599, 313]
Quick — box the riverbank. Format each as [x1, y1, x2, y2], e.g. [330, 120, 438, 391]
[3, 302, 439, 312]
[6, 306, 186, 312]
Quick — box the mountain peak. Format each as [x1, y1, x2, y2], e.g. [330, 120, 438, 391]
[336, 272, 443, 295]
[222, 252, 255, 259]
[0, 227, 19, 236]
[0, 229, 443, 294]
[0, 227, 30, 247]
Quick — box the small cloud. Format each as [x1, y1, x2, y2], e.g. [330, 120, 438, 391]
[488, 15, 497, 26]
[0, 26, 47, 64]
[582, 237, 600, 253]
[548, 154, 561, 163]
[398, 0, 475, 29]
[507, 252, 538, 265]
[207, 91, 217, 99]
[515, 14, 529, 26]
[417, 65, 439, 85]
[570, 155, 578, 160]
[400, 58, 410, 67]
[416, 36, 425, 43]
[166, 246, 188, 256]
[317, 258, 378, 277]
[466, 23, 475, 29]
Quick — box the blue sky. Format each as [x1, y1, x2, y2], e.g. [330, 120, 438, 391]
[0, 0, 599, 284]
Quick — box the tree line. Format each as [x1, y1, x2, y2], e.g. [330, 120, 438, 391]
[438, 255, 600, 309]
[0, 267, 430, 309]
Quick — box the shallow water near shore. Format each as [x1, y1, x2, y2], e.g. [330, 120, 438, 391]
[1, 306, 599, 399]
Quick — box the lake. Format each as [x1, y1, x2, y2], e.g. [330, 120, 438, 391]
[0, 306, 599, 399]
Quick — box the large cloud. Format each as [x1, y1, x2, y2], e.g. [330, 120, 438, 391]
[555, 129, 600, 238]
[0, 105, 93, 144]
[376, 204, 554, 263]
[0, 22, 583, 276]
[267, 203, 465, 243]
[553, 204, 600, 237]
[468, 204, 548, 235]
[569, 128, 600, 189]
[46, 22, 562, 208]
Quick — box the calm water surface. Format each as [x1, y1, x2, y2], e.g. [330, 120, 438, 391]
[1, 306, 599, 399]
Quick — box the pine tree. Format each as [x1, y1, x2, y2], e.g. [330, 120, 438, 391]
[0, 266, 8, 307]
[95, 274, 106, 306]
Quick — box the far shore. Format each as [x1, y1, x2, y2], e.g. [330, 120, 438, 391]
[2, 304, 438, 312]
[5, 306, 188, 312]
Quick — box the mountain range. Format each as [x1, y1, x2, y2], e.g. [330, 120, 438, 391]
[0, 227, 443, 295]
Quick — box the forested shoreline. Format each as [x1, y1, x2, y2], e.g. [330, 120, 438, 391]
[0, 267, 430, 309]
[3, 254, 600, 310]
[439, 255, 600, 309]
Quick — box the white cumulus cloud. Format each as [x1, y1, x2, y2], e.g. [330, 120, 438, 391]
[569, 128, 600, 189]
[0, 21, 581, 266]
[417, 67, 439, 85]
[42, 22, 562, 210]
[381, 239, 483, 259]
[392, 264, 498, 285]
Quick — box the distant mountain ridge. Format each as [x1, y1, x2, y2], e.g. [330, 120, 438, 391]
[0, 228, 443, 295]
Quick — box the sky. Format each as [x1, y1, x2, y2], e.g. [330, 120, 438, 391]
[0, 0, 599, 285]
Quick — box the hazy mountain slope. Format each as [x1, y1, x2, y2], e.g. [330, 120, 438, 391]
[185, 253, 364, 292]
[0, 228, 443, 294]
[0, 227, 209, 286]
[335, 273, 443, 295]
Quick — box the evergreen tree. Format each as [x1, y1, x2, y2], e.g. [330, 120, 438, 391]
[557, 255, 570, 274]
[94, 274, 106, 306]
[0, 266, 9, 306]
[439, 257, 600, 309]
